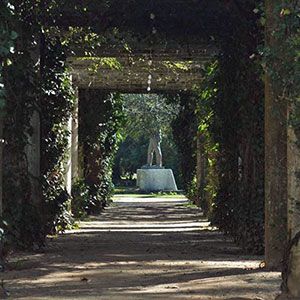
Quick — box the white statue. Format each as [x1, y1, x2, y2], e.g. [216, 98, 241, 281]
[147, 130, 162, 167]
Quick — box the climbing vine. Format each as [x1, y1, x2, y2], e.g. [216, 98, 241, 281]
[261, 0, 300, 292]
[0, 0, 17, 107]
[0, 3, 297, 286]
[168, 93, 198, 200]
[40, 35, 75, 233]
[1, 0, 45, 249]
[76, 90, 124, 215]
[169, 1, 265, 253]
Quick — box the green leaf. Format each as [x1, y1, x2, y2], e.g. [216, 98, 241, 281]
[10, 31, 18, 40]
[259, 17, 266, 26]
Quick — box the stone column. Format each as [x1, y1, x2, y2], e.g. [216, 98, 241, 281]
[78, 144, 84, 179]
[196, 132, 202, 206]
[264, 0, 287, 270]
[286, 113, 300, 297]
[71, 88, 79, 184]
[26, 110, 42, 206]
[64, 116, 72, 195]
[0, 106, 3, 216]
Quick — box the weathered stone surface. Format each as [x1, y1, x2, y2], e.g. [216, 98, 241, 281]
[264, 0, 287, 270]
[67, 58, 205, 92]
[71, 89, 79, 184]
[25, 110, 42, 205]
[287, 120, 300, 297]
[64, 117, 72, 194]
[137, 169, 178, 191]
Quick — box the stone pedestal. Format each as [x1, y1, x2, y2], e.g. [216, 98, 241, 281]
[137, 169, 178, 191]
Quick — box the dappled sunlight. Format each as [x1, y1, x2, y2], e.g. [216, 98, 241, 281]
[5, 197, 281, 300]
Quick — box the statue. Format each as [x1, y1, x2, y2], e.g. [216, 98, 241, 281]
[147, 130, 162, 167]
[123, 94, 179, 169]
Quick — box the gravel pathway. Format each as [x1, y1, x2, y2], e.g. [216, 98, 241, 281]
[3, 196, 281, 300]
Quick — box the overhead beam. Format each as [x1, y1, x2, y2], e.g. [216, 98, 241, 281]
[68, 43, 216, 61]
[67, 57, 205, 92]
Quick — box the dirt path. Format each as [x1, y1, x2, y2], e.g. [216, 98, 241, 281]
[3, 196, 281, 300]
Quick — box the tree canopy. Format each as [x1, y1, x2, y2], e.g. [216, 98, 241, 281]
[122, 93, 179, 139]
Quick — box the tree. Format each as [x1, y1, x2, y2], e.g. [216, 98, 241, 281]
[122, 93, 179, 139]
[113, 93, 181, 185]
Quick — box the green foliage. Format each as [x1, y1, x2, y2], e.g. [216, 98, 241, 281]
[122, 94, 179, 139]
[71, 178, 98, 218]
[113, 135, 148, 183]
[79, 90, 125, 210]
[1, 0, 75, 251]
[0, 1, 17, 256]
[40, 35, 75, 234]
[113, 93, 181, 186]
[0, 0, 17, 107]
[200, 3, 265, 253]
[168, 93, 198, 198]
[167, 1, 265, 254]
[1, 0, 45, 250]
[261, 1, 300, 292]
[1, 0, 295, 263]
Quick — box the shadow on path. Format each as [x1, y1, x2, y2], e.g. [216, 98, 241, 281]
[4, 196, 281, 300]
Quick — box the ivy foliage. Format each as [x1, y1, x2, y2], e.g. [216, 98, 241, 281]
[169, 1, 265, 253]
[167, 93, 199, 199]
[1, 0, 75, 250]
[1, 0, 45, 250]
[262, 0, 300, 293]
[77, 90, 125, 215]
[40, 36, 75, 234]
[0, 0, 297, 269]
[0, 0, 17, 107]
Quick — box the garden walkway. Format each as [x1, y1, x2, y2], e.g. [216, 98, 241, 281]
[4, 195, 281, 299]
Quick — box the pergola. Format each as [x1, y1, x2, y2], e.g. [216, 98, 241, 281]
[14, 0, 300, 296]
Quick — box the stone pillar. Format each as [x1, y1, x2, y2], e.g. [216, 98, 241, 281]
[264, 0, 287, 270]
[64, 116, 72, 194]
[196, 132, 202, 205]
[78, 144, 84, 179]
[0, 106, 3, 216]
[26, 110, 42, 205]
[286, 120, 300, 297]
[71, 88, 79, 184]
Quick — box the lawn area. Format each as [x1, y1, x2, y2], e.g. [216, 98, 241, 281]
[113, 186, 186, 199]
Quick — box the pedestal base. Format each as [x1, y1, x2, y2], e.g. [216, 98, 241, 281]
[137, 168, 178, 191]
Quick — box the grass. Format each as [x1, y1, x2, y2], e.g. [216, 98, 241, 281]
[114, 186, 185, 198]
[113, 192, 187, 199]
[113, 194, 186, 199]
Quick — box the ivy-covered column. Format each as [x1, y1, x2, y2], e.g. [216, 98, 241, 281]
[264, 0, 287, 270]
[26, 110, 42, 206]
